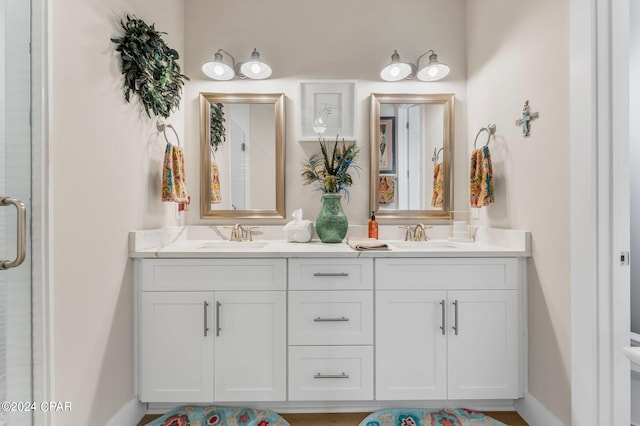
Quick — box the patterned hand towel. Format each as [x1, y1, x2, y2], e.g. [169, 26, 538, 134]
[431, 162, 444, 208]
[470, 145, 494, 207]
[162, 143, 190, 211]
[378, 175, 395, 204]
[210, 161, 222, 204]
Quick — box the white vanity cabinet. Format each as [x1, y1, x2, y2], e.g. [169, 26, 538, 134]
[287, 258, 374, 401]
[131, 226, 530, 409]
[375, 258, 524, 401]
[136, 259, 287, 403]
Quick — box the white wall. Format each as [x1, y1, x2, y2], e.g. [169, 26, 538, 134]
[466, 0, 571, 424]
[183, 0, 468, 226]
[46, 0, 574, 424]
[49, 1, 183, 424]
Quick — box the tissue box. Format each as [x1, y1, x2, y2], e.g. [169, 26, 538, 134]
[284, 221, 313, 242]
[283, 208, 313, 242]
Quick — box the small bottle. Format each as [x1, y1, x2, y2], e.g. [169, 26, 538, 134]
[368, 211, 379, 239]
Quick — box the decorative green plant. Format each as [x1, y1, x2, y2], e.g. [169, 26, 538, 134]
[301, 136, 360, 196]
[210, 103, 226, 153]
[111, 15, 189, 118]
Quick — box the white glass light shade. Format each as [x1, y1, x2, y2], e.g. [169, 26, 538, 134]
[202, 52, 234, 80]
[380, 50, 413, 81]
[417, 53, 450, 81]
[239, 48, 272, 79]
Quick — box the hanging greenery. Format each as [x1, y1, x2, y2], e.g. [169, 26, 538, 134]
[111, 15, 189, 118]
[210, 103, 226, 153]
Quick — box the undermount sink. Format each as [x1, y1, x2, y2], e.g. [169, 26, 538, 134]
[388, 240, 461, 250]
[198, 241, 269, 250]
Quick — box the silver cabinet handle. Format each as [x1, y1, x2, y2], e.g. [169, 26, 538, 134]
[314, 372, 349, 379]
[216, 301, 222, 336]
[203, 301, 209, 337]
[452, 300, 459, 335]
[440, 300, 445, 335]
[314, 316, 350, 322]
[313, 272, 349, 277]
[0, 197, 26, 270]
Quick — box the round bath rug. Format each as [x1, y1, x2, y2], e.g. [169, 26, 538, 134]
[358, 408, 508, 426]
[145, 405, 290, 426]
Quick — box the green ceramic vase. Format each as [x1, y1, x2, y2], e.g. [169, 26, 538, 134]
[315, 193, 348, 243]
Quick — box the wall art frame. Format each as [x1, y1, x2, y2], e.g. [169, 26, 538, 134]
[298, 80, 357, 141]
[379, 116, 396, 174]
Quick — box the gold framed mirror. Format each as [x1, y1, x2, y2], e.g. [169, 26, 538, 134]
[370, 93, 454, 220]
[199, 93, 285, 219]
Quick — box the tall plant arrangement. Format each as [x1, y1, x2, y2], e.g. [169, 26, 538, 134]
[210, 103, 226, 153]
[111, 15, 189, 118]
[301, 136, 360, 197]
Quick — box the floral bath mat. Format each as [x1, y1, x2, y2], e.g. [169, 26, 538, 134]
[358, 408, 508, 426]
[145, 405, 290, 426]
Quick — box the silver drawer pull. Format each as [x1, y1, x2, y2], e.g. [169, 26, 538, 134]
[452, 299, 459, 335]
[313, 272, 349, 277]
[440, 300, 445, 336]
[204, 301, 209, 337]
[314, 372, 350, 379]
[314, 316, 350, 322]
[216, 301, 222, 337]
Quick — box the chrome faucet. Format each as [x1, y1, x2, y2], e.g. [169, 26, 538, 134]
[229, 224, 245, 242]
[227, 224, 259, 242]
[400, 224, 433, 241]
[413, 224, 432, 241]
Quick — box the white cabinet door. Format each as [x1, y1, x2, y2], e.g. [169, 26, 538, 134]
[140, 292, 214, 402]
[375, 291, 447, 400]
[447, 290, 520, 399]
[214, 291, 286, 401]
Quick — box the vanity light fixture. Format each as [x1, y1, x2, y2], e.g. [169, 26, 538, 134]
[380, 49, 450, 82]
[202, 48, 272, 80]
[379, 50, 414, 81]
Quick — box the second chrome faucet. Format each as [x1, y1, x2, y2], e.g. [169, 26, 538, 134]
[400, 224, 433, 241]
[228, 224, 259, 242]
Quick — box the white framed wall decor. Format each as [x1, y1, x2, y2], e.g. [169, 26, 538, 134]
[298, 80, 357, 141]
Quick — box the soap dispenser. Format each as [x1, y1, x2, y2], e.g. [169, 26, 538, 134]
[368, 211, 378, 239]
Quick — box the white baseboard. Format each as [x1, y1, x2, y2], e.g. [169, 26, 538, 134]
[515, 392, 565, 426]
[106, 398, 147, 426]
[146, 399, 517, 414]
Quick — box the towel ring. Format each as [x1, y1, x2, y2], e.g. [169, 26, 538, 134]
[432, 147, 444, 163]
[157, 120, 182, 148]
[473, 123, 496, 149]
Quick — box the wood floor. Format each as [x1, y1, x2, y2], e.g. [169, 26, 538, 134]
[138, 410, 528, 425]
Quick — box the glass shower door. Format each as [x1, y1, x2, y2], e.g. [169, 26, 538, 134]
[0, 0, 34, 424]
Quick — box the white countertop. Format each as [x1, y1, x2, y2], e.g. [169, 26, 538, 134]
[129, 226, 531, 259]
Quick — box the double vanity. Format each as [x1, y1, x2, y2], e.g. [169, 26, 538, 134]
[130, 225, 530, 412]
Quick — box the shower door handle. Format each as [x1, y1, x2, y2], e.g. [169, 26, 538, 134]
[0, 197, 26, 270]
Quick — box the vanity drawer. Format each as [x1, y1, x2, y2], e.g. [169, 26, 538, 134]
[288, 346, 373, 401]
[375, 258, 518, 290]
[139, 259, 286, 291]
[288, 258, 373, 290]
[289, 291, 373, 345]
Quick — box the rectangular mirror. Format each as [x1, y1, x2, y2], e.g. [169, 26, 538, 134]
[199, 93, 285, 219]
[370, 93, 455, 220]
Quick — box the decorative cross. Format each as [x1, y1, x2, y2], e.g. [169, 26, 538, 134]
[515, 100, 539, 137]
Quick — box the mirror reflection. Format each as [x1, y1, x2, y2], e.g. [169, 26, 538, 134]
[199, 93, 285, 219]
[370, 93, 454, 220]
